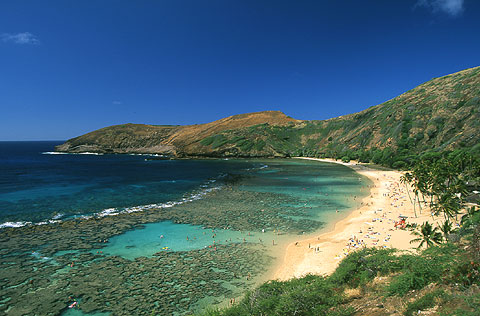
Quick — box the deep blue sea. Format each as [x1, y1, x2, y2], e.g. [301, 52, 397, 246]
[0, 141, 261, 227]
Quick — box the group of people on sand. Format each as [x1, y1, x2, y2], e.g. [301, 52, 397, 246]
[336, 235, 367, 258]
[333, 175, 409, 259]
[394, 217, 408, 230]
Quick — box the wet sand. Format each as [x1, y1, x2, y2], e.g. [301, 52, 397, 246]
[274, 158, 432, 280]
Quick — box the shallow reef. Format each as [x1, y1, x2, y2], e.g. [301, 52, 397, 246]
[0, 183, 323, 315]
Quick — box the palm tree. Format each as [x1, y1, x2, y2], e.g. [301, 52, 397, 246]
[410, 222, 443, 249]
[439, 220, 453, 242]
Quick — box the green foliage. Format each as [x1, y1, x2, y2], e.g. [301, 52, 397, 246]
[238, 139, 254, 151]
[212, 135, 229, 149]
[387, 264, 440, 296]
[330, 248, 400, 288]
[387, 244, 463, 297]
[410, 221, 443, 249]
[200, 136, 214, 146]
[402, 150, 480, 220]
[254, 139, 266, 151]
[228, 136, 246, 144]
[200, 275, 350, 316]
[403, 290, 446, 316]
[439, 220, 453, 241]
[201, 135, 229, 149]
[372, 149, 383, 164]
[460, 207, 480, 234]
[392, 160, 407, 169]
[441, 293, 480, 316]
[197, 236, 480, 316]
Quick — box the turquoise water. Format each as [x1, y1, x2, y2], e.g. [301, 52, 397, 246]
[98, 221, 260, 260]
[90, 159, 370, 260]
[0, 145, 372, 315]
[62, 308, 110, 316]
[239, 159, 369, 222]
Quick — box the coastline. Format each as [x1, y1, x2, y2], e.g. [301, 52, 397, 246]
[273, 157, 431, 280]
[1, 155, 431, 314]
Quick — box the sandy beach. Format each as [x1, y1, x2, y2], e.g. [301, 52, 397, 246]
[274, 157, 433, 280]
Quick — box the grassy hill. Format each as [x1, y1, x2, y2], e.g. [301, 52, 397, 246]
[56, 66, 480, 166]
[55, 110, 297, 155]
[196, 66, 480, 165]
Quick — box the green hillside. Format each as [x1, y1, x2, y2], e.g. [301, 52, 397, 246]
[196, 152, 480, 316]
[56, 66, 480, 168]
[198, 66, 480, 167]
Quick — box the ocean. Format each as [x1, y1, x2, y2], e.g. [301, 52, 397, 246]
[0, 141, 371, 315]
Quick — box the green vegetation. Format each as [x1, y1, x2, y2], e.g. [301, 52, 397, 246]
[196, 150, 480, 316]
[194, 67, 480, 162]
[402, 150, 480, 219]
[409, 221, 443, 249]
[196, 239, 479, 315]
[57, 66, 480, 160]
[403, 289, 446, 316]
[197, 225, 479, 315]
[51, 65, 480, 315]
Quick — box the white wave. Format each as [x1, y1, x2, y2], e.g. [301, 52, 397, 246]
[36, 219, 62, 226]
[128, 153, 165, 157]
[77, 152, 104, 155]
[94, 184, 223, 218]
[41, 151, 68, 155]
[42, 151, 104, 155]
[1, 178, 224, 228]
[0, 221, 32, 229]
[31, 251, 51, 261]
[97, 208, 120, 217]
[52, 213, 64, 220]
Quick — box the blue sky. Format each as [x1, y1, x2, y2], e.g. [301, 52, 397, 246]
[0, 0, 478, 140]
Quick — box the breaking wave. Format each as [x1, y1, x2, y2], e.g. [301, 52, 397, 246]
[0, 179, 223, 230]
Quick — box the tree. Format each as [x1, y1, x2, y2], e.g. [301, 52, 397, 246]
[410, 222, 443, 249]
[401, 150, 480, 221]
[439, 220, 453, 242]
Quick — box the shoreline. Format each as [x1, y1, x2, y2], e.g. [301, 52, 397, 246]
[273, 157, 431, 280]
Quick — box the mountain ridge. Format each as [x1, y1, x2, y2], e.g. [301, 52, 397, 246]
[56, 66, 480, 162]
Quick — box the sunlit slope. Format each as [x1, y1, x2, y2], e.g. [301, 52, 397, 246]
[56, 66, 480, 158]
[55, 110, 298, 155]
[199, 66, 480, 157]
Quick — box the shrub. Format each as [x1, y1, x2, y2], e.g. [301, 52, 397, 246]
[403, 289, 446, 316]
[387, 246, 454, 296]
[330, 248, 400, 288]
[200, 136, 214, 146]
[392, 160, 407, 169]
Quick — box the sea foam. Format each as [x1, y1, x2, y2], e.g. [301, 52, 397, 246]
[0, 221, 32, 228]
[0, 179, 223, 229]
[41, 151, 104, 155]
